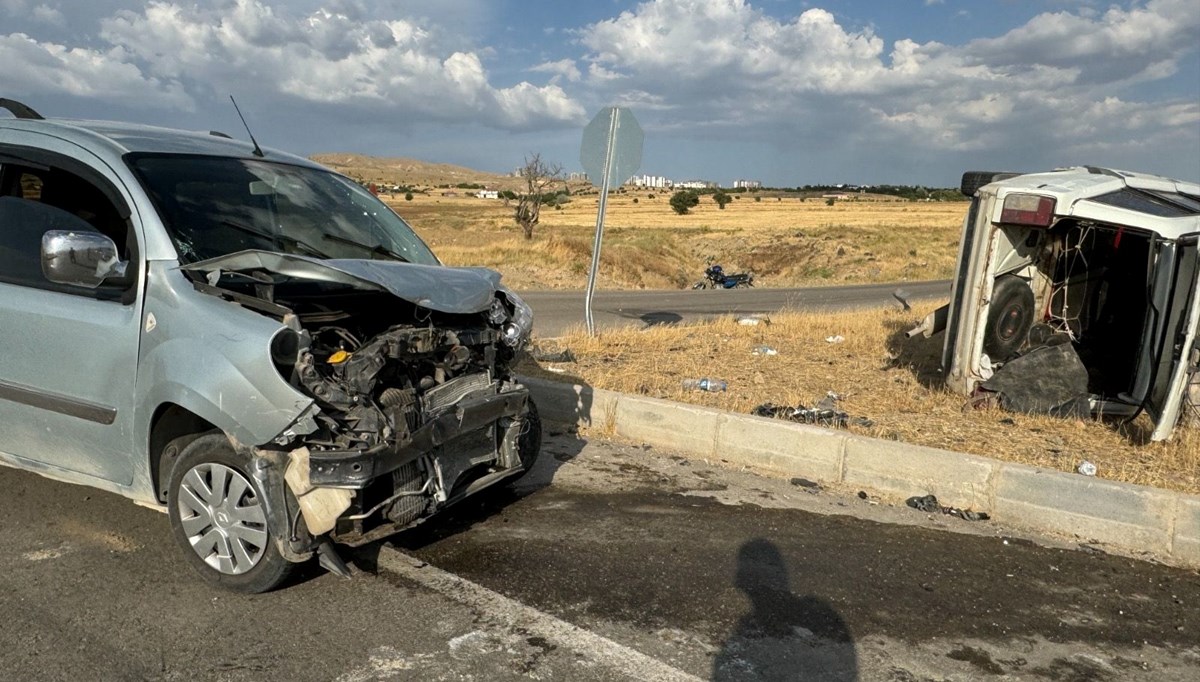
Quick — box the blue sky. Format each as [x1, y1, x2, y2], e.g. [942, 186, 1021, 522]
[2, 0, 1197, 186]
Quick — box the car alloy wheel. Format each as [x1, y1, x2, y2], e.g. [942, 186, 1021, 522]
[176, 462, 269, 575]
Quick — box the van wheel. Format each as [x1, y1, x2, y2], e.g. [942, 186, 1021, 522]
[167, 434, 294, 593]
[984, 275, 1035, 360]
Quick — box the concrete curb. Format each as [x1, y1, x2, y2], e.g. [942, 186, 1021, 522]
[521, 375, 1200, 570]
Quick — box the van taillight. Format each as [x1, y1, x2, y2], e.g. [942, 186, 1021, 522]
[1000, 193, 1055, 227]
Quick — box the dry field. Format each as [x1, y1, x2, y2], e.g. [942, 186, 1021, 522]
[384, 192, 966, 290]
[519, 303, 1200, 497]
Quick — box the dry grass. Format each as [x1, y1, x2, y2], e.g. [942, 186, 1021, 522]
[519, 303, 1200, 496]
[387, 193, 965, 290]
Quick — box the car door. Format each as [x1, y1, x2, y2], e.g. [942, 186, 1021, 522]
[0, 138, 143, 484]
[1145, 234, 1200, 441]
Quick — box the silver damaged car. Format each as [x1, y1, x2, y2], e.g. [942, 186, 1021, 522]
[0, 99, 541, 592]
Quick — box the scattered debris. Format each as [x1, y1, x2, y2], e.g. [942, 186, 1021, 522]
[751, 345, 778, 356]
[825, 335, 845, 344]
[682, 378, 727, 392]
[737, 315, 770, 326]
[531, 348, 577, 363]
[751, 392, 874, 428]
[545, 366, 567, 374]
[856, 491, 869, 500]
[905, 494, 990, 521]
[789, 477, 822, 492]
[892, 288, 912, 312]
[1077, 460, 1098, 477]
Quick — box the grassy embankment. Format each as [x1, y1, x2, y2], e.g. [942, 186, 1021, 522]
[520, 304, 1200, 497]
[385, 192, 965, 290]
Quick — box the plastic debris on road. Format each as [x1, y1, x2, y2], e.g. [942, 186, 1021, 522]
[752, 392, 873, 428]
[531, 348, 577, 363]
[737, 315, 771, 326]
[789, 477, 822, 493]
[682, 378, 727, 392]
[905, 494, 990, 521]
[1077, 460, 1098, 476]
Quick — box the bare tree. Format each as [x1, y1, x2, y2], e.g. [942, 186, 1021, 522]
[514, 153, 563, 240]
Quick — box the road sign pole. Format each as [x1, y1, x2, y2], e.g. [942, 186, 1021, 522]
[584, 109, 620, 336]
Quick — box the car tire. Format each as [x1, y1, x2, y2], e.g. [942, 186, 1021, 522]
[507, 400, 543, 484]
[984, 275, 1035, 360]
[167, 433, 294, 593]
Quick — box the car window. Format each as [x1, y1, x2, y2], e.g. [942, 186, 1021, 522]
[128, 155, 439, 266]
[1092, 188, 1200, 217]
[0, 161, 133, 294]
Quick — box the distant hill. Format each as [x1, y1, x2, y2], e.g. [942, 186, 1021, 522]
[310, 153, 521, 190]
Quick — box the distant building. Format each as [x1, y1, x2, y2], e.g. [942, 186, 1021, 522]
[675, 180, 716, 190]
[475, 190, 499, 199]
[732, 179, 761, 189]
[568, 171, 590, 182]
[628, 174, 670, 189]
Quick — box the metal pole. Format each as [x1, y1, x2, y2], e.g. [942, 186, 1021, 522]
[584, 108, 619, 336]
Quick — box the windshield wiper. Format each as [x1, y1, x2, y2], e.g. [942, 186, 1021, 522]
[323, 233, 409, 263]
[219, 220, 329, 259]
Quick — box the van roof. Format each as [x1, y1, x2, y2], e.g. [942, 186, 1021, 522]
[987, 166, 1200, 240]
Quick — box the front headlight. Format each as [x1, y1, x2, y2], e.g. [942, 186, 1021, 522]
[498, 286, 533, 348]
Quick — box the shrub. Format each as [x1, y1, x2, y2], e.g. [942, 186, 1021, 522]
[669, 190, 701, 215]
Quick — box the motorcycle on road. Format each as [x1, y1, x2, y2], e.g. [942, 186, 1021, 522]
[693, 262, 755, 289]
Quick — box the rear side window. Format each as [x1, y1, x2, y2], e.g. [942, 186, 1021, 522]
[0, 156, 134, 294]
[1092, 188, 1200, 217]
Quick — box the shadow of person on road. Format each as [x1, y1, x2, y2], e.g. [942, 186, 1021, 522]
[713, 538, 858, 681]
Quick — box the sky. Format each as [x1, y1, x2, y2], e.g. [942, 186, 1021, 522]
[1, 0, 1197, 187]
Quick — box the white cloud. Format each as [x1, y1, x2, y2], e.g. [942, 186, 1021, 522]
[529, 58, 582, 83]
[30, 4, 64, 25]
[578, 0, 1199, 164]
[0, 32, 192, 108]
[2, 0, 585, 130]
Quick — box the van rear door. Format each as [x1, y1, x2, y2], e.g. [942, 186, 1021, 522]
[1146, 234, 1200, 441]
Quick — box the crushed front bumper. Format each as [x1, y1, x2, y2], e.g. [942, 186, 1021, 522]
[307, 385, 530, 488]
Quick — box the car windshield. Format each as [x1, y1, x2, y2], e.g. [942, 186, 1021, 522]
[128, 154, 439, 265]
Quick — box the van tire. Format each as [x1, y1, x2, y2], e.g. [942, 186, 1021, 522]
[960, 171, 1022, 197]
[984, 276, 1035, 360]
[167, 434, 295, 593]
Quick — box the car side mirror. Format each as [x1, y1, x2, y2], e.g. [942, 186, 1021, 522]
[41, 230, 128, 289]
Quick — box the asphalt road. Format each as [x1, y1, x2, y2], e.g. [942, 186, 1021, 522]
[2, 432, 1197, 681]
[518, 280, 951, 337]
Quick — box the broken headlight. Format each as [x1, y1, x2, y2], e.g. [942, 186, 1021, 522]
[497, 286, 533, 349]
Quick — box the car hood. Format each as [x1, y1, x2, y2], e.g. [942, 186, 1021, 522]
[179, 250, 503, 314]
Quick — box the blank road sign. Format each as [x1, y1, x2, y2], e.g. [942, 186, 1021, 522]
[580, 107, 643, 188]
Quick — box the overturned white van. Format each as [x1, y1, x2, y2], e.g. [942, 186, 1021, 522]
[913, 167, 1199, 441]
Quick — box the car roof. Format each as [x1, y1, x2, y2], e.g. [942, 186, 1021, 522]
[0, 116, 325, 170]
